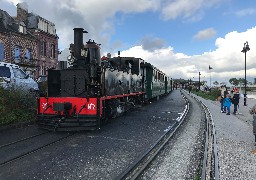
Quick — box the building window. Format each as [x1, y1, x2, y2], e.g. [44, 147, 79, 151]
[40, 65, 46, 75]
[14, 46, 21, 61]
[50, 44, 55, 58]
[25, 49, 31, 61]
[40, 41, 47, 56]
[0, 43, 4, 61]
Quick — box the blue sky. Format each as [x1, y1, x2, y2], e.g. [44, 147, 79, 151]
[2, 0, 256, 85]
[110, 0, 256, 55]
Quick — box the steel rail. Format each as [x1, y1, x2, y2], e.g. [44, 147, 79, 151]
[0, 131, 49, 149]
[116, 93, 190, 180]
[194, 97, 220, 180]
[0, 133, 74, 166]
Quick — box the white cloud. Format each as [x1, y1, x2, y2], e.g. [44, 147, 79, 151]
[117, 27, 256, 84]
[4, 0, 160, 51]
[193, 28, 217, 40]
[161, 0, 223, 21]
[2, 0, 256, 85]
[236, 8, 256, 17]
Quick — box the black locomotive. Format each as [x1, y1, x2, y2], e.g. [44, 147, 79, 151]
[37, 28, 172, 131]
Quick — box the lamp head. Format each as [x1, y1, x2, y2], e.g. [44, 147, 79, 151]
[246, 43, 250, 51]
[241, 41, 250, 52]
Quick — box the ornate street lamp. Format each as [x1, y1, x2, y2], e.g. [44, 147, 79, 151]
[241, 41, 250, 106]
[199, 72, 201, 90]
[209, 65, 213, 88]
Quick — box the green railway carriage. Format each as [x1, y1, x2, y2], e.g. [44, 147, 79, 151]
[165, 76, 173, 94]
[142, 62, 172, 100]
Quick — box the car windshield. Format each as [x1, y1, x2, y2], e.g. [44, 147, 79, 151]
[0, 66, 11, 78]
[38, 76, 47, 82]
[13, 68, 27, 79]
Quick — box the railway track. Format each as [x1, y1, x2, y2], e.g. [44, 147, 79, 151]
[116, 90, 220, 180]
[116, 93, 189, 180]
[0, 132, 74, 166]
[193, 96, 220, 180]
[0, 131, 49, 149]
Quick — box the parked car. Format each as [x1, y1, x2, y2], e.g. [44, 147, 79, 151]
[0, 62, 39, 93]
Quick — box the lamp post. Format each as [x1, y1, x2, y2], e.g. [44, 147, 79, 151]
[209, 65, 213, 88]
[199, 72, 201, 91]
[241, 41, 250, 106]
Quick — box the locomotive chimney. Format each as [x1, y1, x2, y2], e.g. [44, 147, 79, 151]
[73, 28, 88, 67]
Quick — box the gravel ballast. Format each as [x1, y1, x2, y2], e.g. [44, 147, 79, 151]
[141, 90, 206, 179]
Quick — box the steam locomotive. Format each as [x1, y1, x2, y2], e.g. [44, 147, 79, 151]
[37, 28, 172, 131]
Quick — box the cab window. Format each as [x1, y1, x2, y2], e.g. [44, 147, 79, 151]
[13, 68, 27, 79]
[89, 48, 100, 61]
[0, 66, 11, 78]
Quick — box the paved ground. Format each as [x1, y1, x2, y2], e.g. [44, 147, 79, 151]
[191, 93, 256, 180]
[0, 90, 186, 180]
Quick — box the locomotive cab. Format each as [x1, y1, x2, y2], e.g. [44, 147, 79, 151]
[84, 39, 101, 66]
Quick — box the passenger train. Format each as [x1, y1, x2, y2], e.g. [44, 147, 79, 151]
[37, 28, 172, 131]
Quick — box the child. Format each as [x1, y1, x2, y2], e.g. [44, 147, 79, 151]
[223, 93, 232, 115]
[232, 89, 240, 115]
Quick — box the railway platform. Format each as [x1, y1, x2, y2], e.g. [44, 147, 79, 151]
[191, 93, 256, 180]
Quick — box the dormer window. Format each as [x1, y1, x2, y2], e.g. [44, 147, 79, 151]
[19, 22, 26, 34]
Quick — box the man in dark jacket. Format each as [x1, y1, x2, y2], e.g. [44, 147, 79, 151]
[233, 90, 240, 114]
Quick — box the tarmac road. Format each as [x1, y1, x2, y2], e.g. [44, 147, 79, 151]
[0, 90, 186, 180]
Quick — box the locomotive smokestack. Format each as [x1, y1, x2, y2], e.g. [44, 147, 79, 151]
[73, 28, 88, 67]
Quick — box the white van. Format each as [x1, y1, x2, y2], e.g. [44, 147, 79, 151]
[0, 62, 39, 92]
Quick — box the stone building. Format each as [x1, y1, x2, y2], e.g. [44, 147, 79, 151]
[0, 2, 58, 79]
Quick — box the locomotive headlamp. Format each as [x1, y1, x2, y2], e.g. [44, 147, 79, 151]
[67, 55, 75, 64]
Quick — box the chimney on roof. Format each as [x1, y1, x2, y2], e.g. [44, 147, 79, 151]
[16, 2, 28, 23]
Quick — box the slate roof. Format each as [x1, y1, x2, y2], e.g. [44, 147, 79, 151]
[0, 9, 18, 33]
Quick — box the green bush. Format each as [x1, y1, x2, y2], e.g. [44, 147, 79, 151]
[192, 87, 221, 101]
[0, 87, 37, 126]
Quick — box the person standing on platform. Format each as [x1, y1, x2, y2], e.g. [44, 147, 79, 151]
[220, 85, 227, 113]
[232, 89, 240, 115]
[249, 104, 256, 144]
[223, 93, 232, 115]
[188, 85, 192, 94]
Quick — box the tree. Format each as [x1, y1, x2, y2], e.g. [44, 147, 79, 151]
[213, 81, 219, 86]
[238, 78, 249, 86]
[229, 78, 240, 86]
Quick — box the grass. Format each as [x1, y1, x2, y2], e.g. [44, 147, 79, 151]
[191, 88, 221, 101]
[0, 87, 37, 127]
